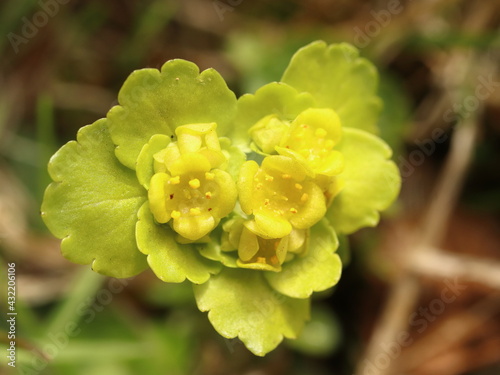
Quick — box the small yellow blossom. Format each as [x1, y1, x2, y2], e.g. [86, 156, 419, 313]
[221, 218, 308, 272]
[248, 114, 290, 154]
[148, 122, 237, 241]
[176, 122, 226, 168]
[153, 122, 226, 173]
[238, 155, 326, 238]
[276, 108, 344, 177]
[149, 152, 236, 241]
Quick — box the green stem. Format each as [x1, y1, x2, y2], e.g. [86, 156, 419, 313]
[42, 268, 104, 339]
[36, 94, 57, 204]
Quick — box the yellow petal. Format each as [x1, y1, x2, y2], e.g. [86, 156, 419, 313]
[274, 146, 315, 177]
[168, 152, 211, 175]
[237, 160, 260, 215]
[262, 155, 307, 181]
[176, 122, 226, 168]
[289, 181, 326, 229]
[153, 143, 182, 174]
[209, 169, 237, 217]
[314, 150, 344, 176]
[249, 114, 290, 154]
[173, 212, 215, 241]
[148, 173, 171, 223]
[289, 108, 342, 145]
[288, 228, 308, 255]
[221, 217, 245, 251]
[238, 227, 260, 261]
[254, 213, 292, 238]
[236, 259, 281, 272]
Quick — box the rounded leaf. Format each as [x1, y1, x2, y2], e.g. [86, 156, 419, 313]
[234, 82, 316, 149]
[326, 127, 401, 234]
[41, 119, 148, 278]
[282, 41, 382, 133]
[194, 268, 310, 356]
[136, 202, 221, 284]
[265, 220, 341, 298]
[107, 59, 237, 169]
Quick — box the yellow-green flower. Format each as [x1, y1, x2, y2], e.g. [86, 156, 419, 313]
[221, 218, 308, 272]
[238, 155, 326, 238]
[153, 122, 226, 173]
[149, 123, 237, 241]
[276, 108, 344, 177]
[248, 114, 289, 154]
[149, 152, 236, 241]
[175, 122, 227, 168]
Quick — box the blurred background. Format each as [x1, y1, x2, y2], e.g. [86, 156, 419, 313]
[1, 0, 500, 374]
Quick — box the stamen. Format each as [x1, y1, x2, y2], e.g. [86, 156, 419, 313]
[171, 210, 181, 219]
[169, 176, 180, 185]
[189, 178, 200, 189]
[256, 183, 263, 190]
[301, 193, 309, 202]
[256, 257, 266, 264]
[265, 175, 274, 182]
[205, 191, 212, 199]
[264, 198, 270, 206]
[269, 255, 279, 265]
[295, 183, 303, 190]
[189, 208, 201, 216]
[282, 174, 291, 179]
[290, 208, 298, 214]
[205, 172, 215, 180]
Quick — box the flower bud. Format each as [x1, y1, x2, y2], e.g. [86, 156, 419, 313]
[249, 114, 289, 154]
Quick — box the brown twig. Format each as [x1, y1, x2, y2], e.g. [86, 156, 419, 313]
[409, 248, 500, 290]
[396, 292, 500, 374]
[356, 55, 486, 375]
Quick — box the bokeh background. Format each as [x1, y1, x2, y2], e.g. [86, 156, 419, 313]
[1, 0, 500, 374]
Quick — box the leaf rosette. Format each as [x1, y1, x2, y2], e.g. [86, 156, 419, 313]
[42, 42, 401, 356]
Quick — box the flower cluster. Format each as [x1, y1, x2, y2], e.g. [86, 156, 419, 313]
[42, 41, 400, 356]
[230, 107, 345, 272]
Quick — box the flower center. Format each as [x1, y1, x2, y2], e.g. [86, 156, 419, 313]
[163, 171, 218, 218]
[288, 124, 336, 167]
[253, 168, 308, 219]
[276, 108, 344, 177]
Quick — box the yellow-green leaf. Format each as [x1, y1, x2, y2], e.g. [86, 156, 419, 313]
[41, 119, 148, 278]
[194, 268, 310, 356]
